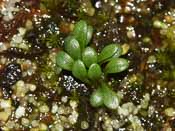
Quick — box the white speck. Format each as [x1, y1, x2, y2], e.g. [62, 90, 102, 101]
[95, 1, 102, 8]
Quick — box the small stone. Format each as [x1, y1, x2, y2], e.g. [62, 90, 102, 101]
[68, 111, 78, 124]
[143, 37, 151, 43]
[61, 96, 68, 103]
[118, 102, 135, 116]
[12, 35, 23, 44]
[112, 119, 120, 129]
[0, 99, 11, 108]
[54, 124, 64, 131]
[21, 118, 30, 126]
[118, 106, 129, 116]
[6, 121, 15, 129]
[39, 123, 48, 130]
[81, 121, 89, 129]
[57, 106, 65, 114]
[51, 103, 58, 114]
[25, 19, 33, 30]
[147, 55, 156, 64]
[39, 105, 49, 113]
[153, 20, 167, 29]
[122, 44, 130, 55]
[0, 42, 7, 52]
[27, 84, 37, 92]
[127, 30, 136, 39]
[165, 107, 175, 117]
[69, 100, 78, 109]
[15, 81, 29, 97]
[16, 80, 25, 87]
[31, 120, 39, 127]
[0, 112, 10, 121]
[15, 106, 25, 118]
[18, 27, 26, 36]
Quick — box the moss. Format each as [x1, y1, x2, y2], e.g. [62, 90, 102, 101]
[155, 25, 175, 80]
[40, 0, 63, 10]
[162, 69, 175, 80]
[163, 25, 175, 52]
[42, 34, 60, 48]
[156, 51, 173, 68]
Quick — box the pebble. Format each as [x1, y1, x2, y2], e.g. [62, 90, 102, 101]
[15, 106, 25, 118]
[18, 27, 26, 36]
[68, 111, 78, 124]
[27, 84, 37, 92]
[69, 100, 78, 109]
[12, 35, 23, 44]
[39, 105, 49, 113]
[164, 107, 175, 117]
[51, 103, 58, 114]
[21, 118, 30, 126]
[54, 124, 64, 131]
[0, 112, 10, 121]
[61, 96, 68, 103]
[0, 99, 11, 108]
[31, 120, 39, 127]
[39, 123, 48, 130]
[81, 121, 89, 129]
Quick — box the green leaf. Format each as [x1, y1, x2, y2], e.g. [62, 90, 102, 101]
[86, 25, 93, 45]
[72, 20, 87, 50]
[90, 87, 103, 107]
[72, 60, 88, 82]
[82, 47, 97, 67]
[64, 36, 81, 60]
[102, 83, 119, 109]
[98, 44, 123, 63]
[56, 51, 74, 71]
[88, 64, 102, 80]
[104, 58, 129, 74]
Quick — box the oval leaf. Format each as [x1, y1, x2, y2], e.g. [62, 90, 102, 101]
[82, 47, 97, 67]
[88, 64, 102, 80]
[98, 44, 122, 63]
[86, 25, 93, 45]
[102, 83, 119, 109]
[72, 60, 88, 82]
[72, 20, 87, 50]
[104, 58, 129, 74]
[90, 87, 103, 107]
[56, 51, 74, 71]
[64, 36, 81, 60]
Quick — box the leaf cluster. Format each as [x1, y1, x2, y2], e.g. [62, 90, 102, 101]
[56, 20, 129, 109]
[90, 82, 120, 109]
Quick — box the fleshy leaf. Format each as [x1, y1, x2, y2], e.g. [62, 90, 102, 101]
[88, 64, 102, 80]
[86, 25, 93, 45]
[104, 58, 129, 74]
[102, 83, 119, 109]
[90, 87, 103, 107]
[82, 47, 97, 67]
[64, 36, 81, 60]
[56, 51, 74, 71]
[98, 44, 122, 63]
[72, 20, 87, 50]
[72, 60, 88, 82]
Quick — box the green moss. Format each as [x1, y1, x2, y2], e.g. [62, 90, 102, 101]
[43, 34, 60, 48]
[40, 0, 63, 10]
[163, 25, 175, 52]
[154, 25, 175, 80]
